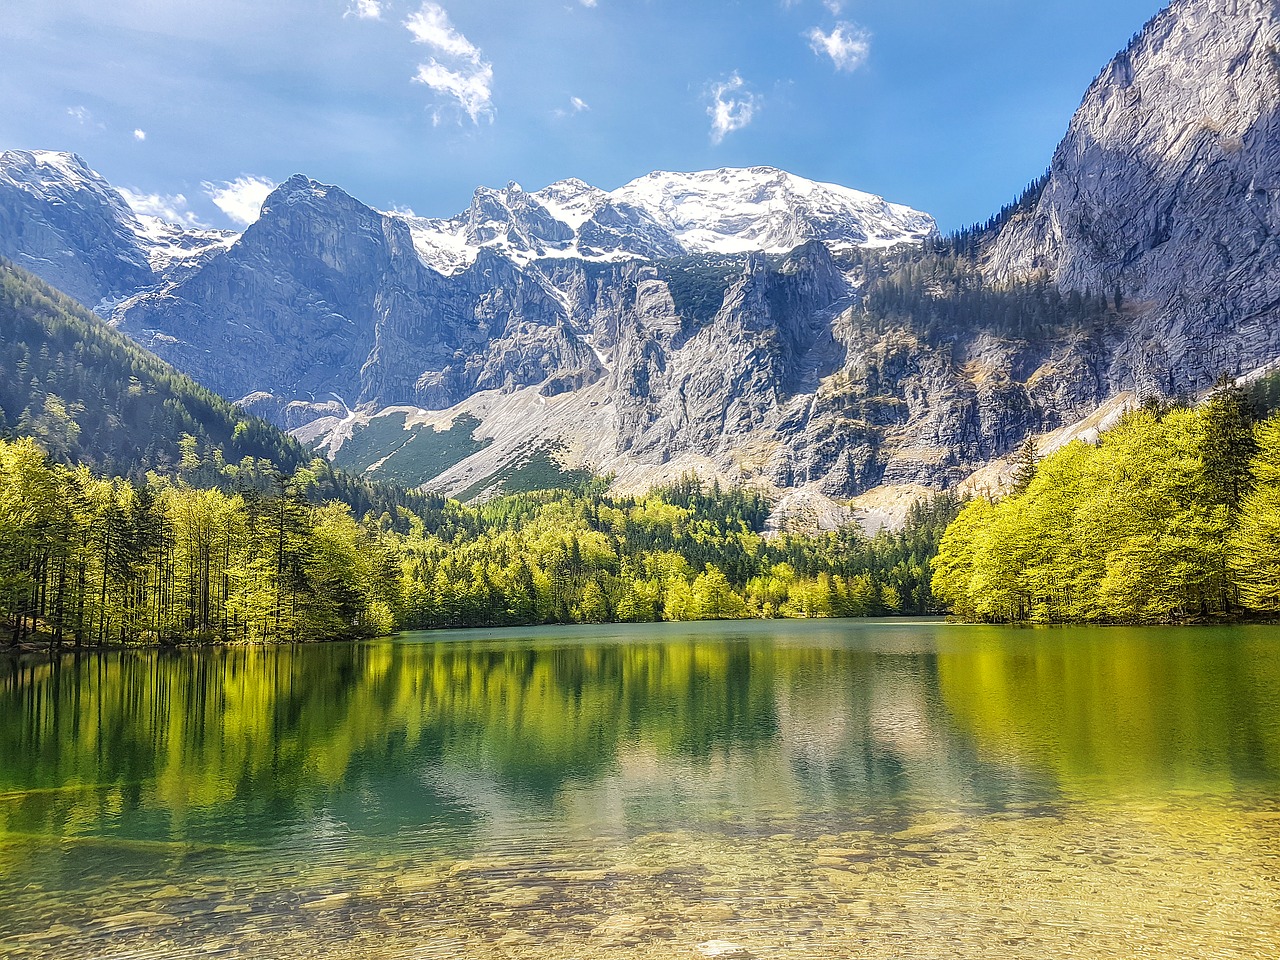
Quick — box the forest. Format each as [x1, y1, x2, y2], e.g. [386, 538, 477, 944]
[0, 434, 957, 646]
[932, 382, 1280, 623]
[0, 256, 962, 646]
[0, 260, 438, 523]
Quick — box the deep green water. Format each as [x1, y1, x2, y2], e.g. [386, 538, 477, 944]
[2, 619, 1279, 958]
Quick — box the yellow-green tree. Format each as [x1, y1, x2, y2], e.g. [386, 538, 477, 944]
[1231, 415, 1280, 610]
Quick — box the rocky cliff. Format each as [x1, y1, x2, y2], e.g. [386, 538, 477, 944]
[985, 0, 1280, 397]
[0, 150, 234, 312]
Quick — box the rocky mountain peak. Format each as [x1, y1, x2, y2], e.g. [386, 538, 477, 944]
[531, 178, 610, 230]
[0, 149, 147, 238]
[263, 175, 349, 213]
[984, 0, 1280, 396]
[0, 149, 154, 309]
[373, 164, 935, 276]
[0, 150, 106, 197]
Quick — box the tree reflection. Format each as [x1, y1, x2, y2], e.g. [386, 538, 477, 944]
[3, 624, 1278, 853]
[936, 625, 1280, 795]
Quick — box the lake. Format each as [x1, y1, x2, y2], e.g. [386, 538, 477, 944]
[1, 619, 1278, 958]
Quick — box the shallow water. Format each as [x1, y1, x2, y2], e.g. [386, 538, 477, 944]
[2, 619, 1279, 958]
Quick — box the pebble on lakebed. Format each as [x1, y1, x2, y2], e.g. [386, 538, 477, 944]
[4, 807, 1280, 960]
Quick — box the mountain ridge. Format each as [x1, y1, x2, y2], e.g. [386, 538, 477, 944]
[2, 0, 1278, 524]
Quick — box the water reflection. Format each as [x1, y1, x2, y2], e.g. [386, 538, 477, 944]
[2, 621, 1279, 959]
[936, 624, 1280, 795]
[4, 622, 1280, 846]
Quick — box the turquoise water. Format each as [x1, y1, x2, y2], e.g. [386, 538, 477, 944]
[2, 619, 1279, 958]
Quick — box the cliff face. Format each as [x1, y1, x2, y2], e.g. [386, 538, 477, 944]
[986, 0, 1280, 396]
[0, 150, 155, 310]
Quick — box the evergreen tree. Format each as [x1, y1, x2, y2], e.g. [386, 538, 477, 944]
[1200, 374, 1258, 513]
[1009, 437, 1039, 497]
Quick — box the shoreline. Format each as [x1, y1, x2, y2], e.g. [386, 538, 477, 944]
[4, 611, 1276, 660]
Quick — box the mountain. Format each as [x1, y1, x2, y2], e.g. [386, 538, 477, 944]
[0, 149, 234, 313]
[0, 256, 288, 475]
[28, 160, 951, 508]
[0, 257, 437, 519]
[612, 168, 938, 254]
[985, 0, 1280, 396]
[3, 0, 1279, 520]
[396, 166, 937, 273]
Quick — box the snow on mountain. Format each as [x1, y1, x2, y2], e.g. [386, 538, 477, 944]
[0, 150, 134, 214]
[612, 166, 939, 254]
[386, 165, 937, 276]
[128, 215, 238, 279]
[0, 149, 157, 308]
[2, 151, 933, 287]
[400, 216, 479, 276]
[531, 178, 609, 230]
[0, 150, 241, 303]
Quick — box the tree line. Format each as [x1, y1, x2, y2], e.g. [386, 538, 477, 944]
[0, 436, 959, 647]
[932, 383, 1280, 623]
[0, 437, 401, 646]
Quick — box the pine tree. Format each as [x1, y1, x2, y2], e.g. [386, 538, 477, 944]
[1200, 374, 1258, 514]
[1010, 437, 1039, 496]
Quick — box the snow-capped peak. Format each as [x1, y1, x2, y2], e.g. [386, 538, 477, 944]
[612, 166, 937, 254]
[0, 149, 239, 283]
[531, 178, 610, 230]
[2, 149, 98, 187]
[0, 149, 134, 219]
[387, 164, 936, 275]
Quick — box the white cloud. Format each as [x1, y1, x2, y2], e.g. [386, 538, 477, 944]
[133, 128, 147, 141]
[707, 73, 759, 145]
[580, 0, 598, 6]
[405, 3, 493, 123]
[202, 175, 276, 227]
[413, 60, 494, 123]
[405, 3, 480, 59]
[553, 95, 590, 120]
[118, 187, 205, 227]
[808, 22, 871, 71]
[345, 0, 382, 18]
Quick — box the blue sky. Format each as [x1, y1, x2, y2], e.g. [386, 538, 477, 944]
[1, 0, 1167, 232]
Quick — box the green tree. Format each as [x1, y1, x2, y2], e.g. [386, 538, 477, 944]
[1230, 415, 1280, 610]
[1200, 375, 1257, 514]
